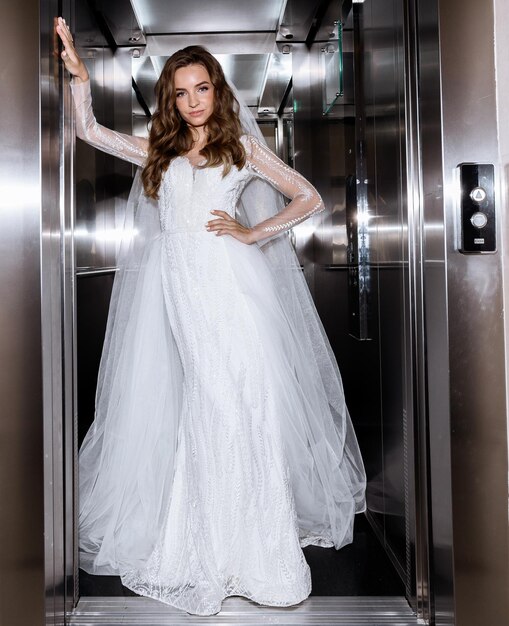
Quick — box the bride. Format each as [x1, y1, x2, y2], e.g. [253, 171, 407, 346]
[57, 16, 366, 616]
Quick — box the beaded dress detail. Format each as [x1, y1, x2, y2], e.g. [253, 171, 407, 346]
[71, 79, 366, 616]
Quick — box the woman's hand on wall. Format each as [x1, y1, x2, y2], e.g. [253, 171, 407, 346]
[56, 16, 89, 83]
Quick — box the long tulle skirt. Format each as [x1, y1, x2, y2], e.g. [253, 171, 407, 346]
[78, 231, 366, 615]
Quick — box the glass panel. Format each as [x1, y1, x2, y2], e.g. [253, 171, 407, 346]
[322, 19, 343, 115]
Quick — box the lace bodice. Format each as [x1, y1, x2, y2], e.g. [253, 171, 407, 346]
[70, 79, 325, 242]
[158, 155, 251, 233]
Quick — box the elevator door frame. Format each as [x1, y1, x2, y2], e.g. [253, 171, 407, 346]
[56, 1, 436, 625]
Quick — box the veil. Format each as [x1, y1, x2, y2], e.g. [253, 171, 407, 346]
[78, 75, 366, 575]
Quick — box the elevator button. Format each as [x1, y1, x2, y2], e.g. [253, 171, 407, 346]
[470, 211, 488, 229]
[458, 163, 495, 253]
[470, 187, 487, 203]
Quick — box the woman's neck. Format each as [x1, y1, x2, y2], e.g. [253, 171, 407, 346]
[188, 125, 208, 153]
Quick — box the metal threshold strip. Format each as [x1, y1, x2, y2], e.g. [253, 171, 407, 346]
[68, 596, 417, 626]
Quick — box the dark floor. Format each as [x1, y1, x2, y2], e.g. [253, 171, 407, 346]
[79, 513, 404, 598]
[303, 514, 404, 595]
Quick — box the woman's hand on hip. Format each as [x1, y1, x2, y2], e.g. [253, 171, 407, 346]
[206, 210, 257, 245]
[56, 16, 89, 82]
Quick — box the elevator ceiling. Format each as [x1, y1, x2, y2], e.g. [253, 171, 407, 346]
[130, 0, 287, 34]
[133, 53, 271, 109]
[126, 0, 294, 112]
[88, 0, 300, 114]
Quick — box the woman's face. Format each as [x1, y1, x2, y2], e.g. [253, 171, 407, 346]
[174, 64, 215, 129]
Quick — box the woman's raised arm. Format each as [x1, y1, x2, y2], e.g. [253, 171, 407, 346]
[56, 17, 148, 167]
[241, 134, 325, 243]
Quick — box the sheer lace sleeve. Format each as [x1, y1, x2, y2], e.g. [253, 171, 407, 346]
[70, 78, 148, 167]
[241, 134, 325, 243]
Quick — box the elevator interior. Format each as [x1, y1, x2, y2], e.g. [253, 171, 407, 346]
[71, 0, 419, 621]
[2, 0, 508, 624]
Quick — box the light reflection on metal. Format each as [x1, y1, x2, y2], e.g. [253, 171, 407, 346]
[346, 172, 371, 340]
[346, 3, 372, 342]
[74, 227, 139, 243]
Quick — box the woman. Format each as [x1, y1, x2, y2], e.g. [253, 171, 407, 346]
[56, 16, 366, 616]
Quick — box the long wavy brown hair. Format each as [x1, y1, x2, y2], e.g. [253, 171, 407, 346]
[141, 46, 246, 199]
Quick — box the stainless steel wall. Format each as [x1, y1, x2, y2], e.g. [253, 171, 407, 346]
[0, 2, 45, 624]
[307, 2, 509, 623]
[298, 2, 509, 624]
[300, 0, 418, 606]
[414, 3, 455, 621]
[412, 0, 509, 624]
[0, 1, 71, 625]
[495, 0, 509, 529]
[352, 2, 413, 594]
[74, 41, 136, 453]
[71, 8, 140, 584]
[426, 0, 509, 623]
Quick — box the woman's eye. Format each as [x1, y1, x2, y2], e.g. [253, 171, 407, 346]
[198, 86, 209, 93]
[176, 92, 185, 98]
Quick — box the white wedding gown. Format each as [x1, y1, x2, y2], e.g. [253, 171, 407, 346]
[71, 79, 366, 616]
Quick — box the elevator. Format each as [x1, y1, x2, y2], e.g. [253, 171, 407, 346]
[0, 0, 508, 625]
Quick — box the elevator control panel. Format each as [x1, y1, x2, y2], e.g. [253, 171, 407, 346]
[458, 163, 496, 253]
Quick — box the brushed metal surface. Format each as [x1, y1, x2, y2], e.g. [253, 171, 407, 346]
[311, 0, 416, 602]
[72, 11, 139, 607]
[98, 0, 147, 46]
[358, 0, 413, 592]
[42, 1, 76, 621]
[401, 1, 431, 620]
[74, 48, 117, 271]
[0, 0, 75, 624]
[132, 54, 158, 123]
[64, 1, 81, 610]
[416, 6, 455, 619]
[68, 596, 416, 625]
[145, 32, 278, 57]
[435, 0, 509, 624]
[0, 1, 45, 625]
[495, 0, 509, 570]
[74, 45, 136, 272]
[131, 0, 286, 34]
[277, 0, 324, 43]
